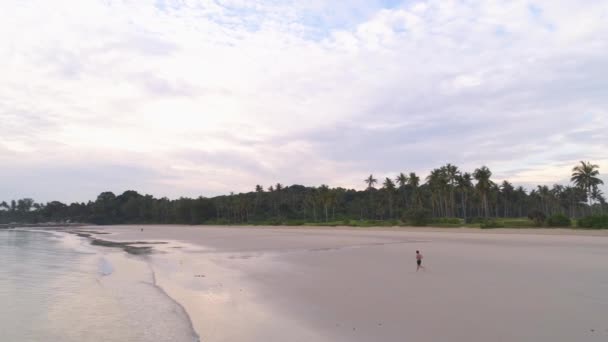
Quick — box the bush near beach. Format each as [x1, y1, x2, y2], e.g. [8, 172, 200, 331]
[577, 215, 608, 229]
[546, 213, 572, 227]
[480, 219, 505, 229]
[527, 210, 547, 227]
[403, 208, 431, 226]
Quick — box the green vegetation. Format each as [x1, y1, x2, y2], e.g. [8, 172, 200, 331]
[480, 219, 505, 229]
[0, 161, 605, 229]
[499, 218, 538, 228]
[404, 208, 431, 226]
[546, 213, 572, 227]
[527, 210, 547, 227]
[577, 215, 608, 229]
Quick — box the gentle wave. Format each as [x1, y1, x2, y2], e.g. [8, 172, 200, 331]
[0, 230, 199, 342]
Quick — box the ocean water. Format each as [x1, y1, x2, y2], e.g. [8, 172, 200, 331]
[0, 229, 199, 342]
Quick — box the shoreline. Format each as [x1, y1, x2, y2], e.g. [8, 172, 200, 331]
[82, 224, 608, 237]
[2, 228, 201, 342]
[11, 223, 608, 238]
[55, 229, 205, 341]
[147, 263, 201, 342]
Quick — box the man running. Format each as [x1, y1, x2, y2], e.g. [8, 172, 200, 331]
[416, 250, 424, 271]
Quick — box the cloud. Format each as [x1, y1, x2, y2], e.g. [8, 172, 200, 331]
[0, 0, 607, 201]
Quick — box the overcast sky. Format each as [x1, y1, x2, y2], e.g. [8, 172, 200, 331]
[1, 0, 607, 203]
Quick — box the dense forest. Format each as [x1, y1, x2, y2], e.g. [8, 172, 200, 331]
[1, 161, 606, 227]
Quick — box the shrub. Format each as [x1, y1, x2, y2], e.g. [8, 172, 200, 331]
[468, 217, 486, 224]
[480, 219, 504, 229]
[404, 208, 431, 226]
[432, 217, 463, 225]
[285, 220, 306, 226]
[500, 218, 537, 228]
[527, 210, 547, 227]
[546, 213, 572, 227]
[577, 215, 608, 229]
[206, 218, 230, 225]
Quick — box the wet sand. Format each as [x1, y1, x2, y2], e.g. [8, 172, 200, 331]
[86, 225, 608, 341]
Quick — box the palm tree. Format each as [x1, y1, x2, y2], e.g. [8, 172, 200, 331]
[591, 187, 606, 214]
[536, 185, 551, 214]
[319, 185, 331, 222]
[408, 172, 421, 207]
[473, 166, 493, 217]
[456, 172, 473, 221]
[395, 173, 408, 188]
[561, 185, 580, 218]
[444, 163, 460, 216]
[426, 168, 448, 217]
[275, 183, 284, 217]
[500, 181, 514, 217]
[395, 172, 409, 211]
[383, 177, 396, 218]
[514, 186, 527, 217]
[489, 183, 501, 217]
[304, 189, 318, 222]
[254, 185, 264, 214]
[571, 161, 604, 211]
[364, 174, 378, 190]
[364, 175, 378, 219]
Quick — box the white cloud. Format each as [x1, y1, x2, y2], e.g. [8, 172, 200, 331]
[0, 0, 607, 201]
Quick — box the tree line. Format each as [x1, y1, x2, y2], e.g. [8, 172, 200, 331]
[1, 161, 605, 225]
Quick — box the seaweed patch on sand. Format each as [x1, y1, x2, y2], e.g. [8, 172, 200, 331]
[63, 229, 168, 255]
[90, 239, 168, 255]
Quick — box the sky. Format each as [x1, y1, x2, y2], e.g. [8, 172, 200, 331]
[1, 0, 607, 203]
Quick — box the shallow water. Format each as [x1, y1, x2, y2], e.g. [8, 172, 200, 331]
[0, 230, 198, 342]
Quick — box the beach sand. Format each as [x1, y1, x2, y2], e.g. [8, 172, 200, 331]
[84, 225, 608, 341]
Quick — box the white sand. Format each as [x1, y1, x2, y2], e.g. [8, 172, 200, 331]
[86, 225, 608, 342]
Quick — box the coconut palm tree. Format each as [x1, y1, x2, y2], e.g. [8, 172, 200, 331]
[591, 187, 606, 214]
[304, 188, 318, 221]
[456, 172, 473, 221]
[536, 185, 551, 214]
[395, 173, 408, 188]
[500, 180, 514, 217]
[426, 168, 448, 217]
[254, 185, 264, 214]
[395, 172, 409, 210]
[571, 161, 604, 211]
[473, 166, 493, 217]
[444, 163, 460, 216]
[408, 172, 421, 207]
[319, 184, 331, 222]
[364, 175, 378, 219]
[365, 174, 378, 190]
[383, 177, 396, 218]
[513, 186, 527, 217]
[550, 184, 565, 215]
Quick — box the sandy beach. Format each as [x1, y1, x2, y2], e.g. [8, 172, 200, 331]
[82, 225, 608, 342]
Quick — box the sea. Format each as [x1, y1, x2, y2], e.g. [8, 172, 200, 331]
[0, 229, 199, 342]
